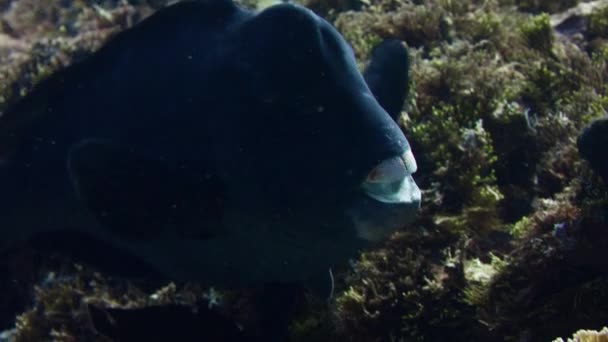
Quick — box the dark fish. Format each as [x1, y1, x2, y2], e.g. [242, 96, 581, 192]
[88, 304, 247, 341]
[578, 116, 608, 184]
[0, 0, 420, 288]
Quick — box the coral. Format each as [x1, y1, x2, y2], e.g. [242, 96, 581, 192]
[554, 327, 608, 342]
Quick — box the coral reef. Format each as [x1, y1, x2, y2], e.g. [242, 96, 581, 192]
[323, 0, 608, 340]
[1, 0, 608, 340]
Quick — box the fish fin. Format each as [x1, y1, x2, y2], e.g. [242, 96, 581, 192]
[363, 39, 410, 122]
[303, 268, 335, 300]
[88, 303, 246, 341]
[27, 229, 165, 280]
[67, 140, 224, 241]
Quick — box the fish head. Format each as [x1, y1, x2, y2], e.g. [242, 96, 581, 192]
[213, 4, 421, 240]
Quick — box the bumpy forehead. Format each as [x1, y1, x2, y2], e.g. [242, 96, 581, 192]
[205, 4, 410, 211]
[231, 5, 346, 91]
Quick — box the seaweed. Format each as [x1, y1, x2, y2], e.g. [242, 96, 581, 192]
[332, 229, 481, 342]
[328, 0, 608, 339]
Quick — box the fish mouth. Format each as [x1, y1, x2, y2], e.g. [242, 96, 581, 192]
[347, 149, 421, 242]
[361, 149, 421, 205]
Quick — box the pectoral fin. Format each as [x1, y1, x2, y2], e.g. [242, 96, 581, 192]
[67, 140, 224, 241]
[363, 39, 410, 122]
[88, 303, 245, 341]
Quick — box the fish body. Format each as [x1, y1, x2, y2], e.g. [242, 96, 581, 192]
[0, 0, 420, 287]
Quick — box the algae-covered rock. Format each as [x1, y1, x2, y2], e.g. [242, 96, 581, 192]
[472, 175, 608, 341]
[332, 229, 481, 342]
[10, 260, 237, 341]
[327, 0, 608, 340]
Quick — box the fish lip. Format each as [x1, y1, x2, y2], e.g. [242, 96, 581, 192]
[362, 175, 422, 205]
[347, 187, 420, 242]
[360, 149, 421, 205]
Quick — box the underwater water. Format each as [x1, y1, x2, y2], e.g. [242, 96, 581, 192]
[0, 0, 607, 341]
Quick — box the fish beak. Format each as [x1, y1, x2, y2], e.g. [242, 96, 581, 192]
[361, 149, 421, 206]
[348, 150, 421, 242]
